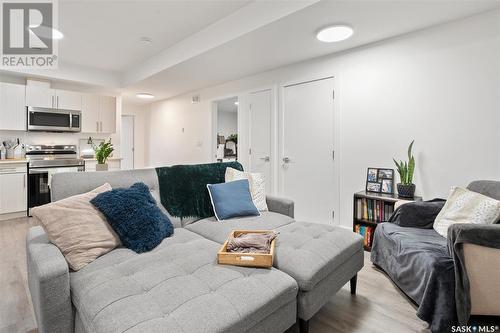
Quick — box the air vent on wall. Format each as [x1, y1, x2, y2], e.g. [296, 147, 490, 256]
[191, 95, 200, 104]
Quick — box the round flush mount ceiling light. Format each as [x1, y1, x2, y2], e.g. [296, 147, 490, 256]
[136, 93, 155, 99]
[316, 25, 353, 43]
[234, 101, 239, 105]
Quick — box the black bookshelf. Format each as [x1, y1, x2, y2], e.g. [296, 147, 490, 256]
[353, 191, 421, 251]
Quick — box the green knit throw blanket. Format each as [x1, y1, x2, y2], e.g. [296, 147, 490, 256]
[155, 162, 243, 219]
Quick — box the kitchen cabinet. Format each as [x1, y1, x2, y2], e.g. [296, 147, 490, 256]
[26, 86, 82, 110]
[99, 96, 116, 133]
[82, 94, 100, 133]
[25, 85, 54, 108]
[0, 163, 27, 216]
[55, 89, 82, 110]
[0, 82, 26, 131]
[81, 94, 116, 133]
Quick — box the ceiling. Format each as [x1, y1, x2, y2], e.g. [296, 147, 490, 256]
[59, 0, 250, 71]
[2, 0, 499, 103]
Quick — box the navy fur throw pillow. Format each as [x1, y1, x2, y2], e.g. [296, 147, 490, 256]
[91, 182, 174, 253]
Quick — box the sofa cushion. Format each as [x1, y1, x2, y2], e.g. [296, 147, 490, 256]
[225, 167, 268, 211]
[433, 186, 500, 238]
[207, 179, 260, 221]
[91, 182, 174, 253]
[31, 183, 120, 271]
[70, 228, 298, 333]
[185, 211, 294, 243]
[273, 222, 364, 291]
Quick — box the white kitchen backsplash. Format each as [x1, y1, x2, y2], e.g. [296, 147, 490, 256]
[0, 130, 119, 157]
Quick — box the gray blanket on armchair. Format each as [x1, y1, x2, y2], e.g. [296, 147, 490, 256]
[371, 200, 456, 332]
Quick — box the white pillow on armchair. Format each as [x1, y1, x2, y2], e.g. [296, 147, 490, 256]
[433, 186, 500, 238]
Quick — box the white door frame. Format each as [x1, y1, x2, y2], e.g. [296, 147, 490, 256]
[278, 75, 341, 224]
[121, 115, 135, 169]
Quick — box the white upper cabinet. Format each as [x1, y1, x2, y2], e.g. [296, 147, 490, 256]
[0, 83, 26, 131]
[81, 94, 116, 134]
[26, 86, 82, 110]
[81, 94, 100, 133]
[55, 89, 82, 111]
[99, 96, 116, 133]
[25, 85, 54, 108]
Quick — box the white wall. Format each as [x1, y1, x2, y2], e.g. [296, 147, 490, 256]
[217, 110, 237, 138]
[148, 10, 500, 227]
[122, 102, 150, 168]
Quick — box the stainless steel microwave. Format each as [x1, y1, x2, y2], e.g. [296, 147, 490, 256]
[27, 106, 81, 132]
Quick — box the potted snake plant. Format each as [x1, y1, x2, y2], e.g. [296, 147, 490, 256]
[90, 138, 114, 171]
[393, 140, 416, 198]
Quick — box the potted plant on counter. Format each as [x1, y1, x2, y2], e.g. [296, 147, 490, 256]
[90, 138, 114, 171]
[393, 140, 416, 198]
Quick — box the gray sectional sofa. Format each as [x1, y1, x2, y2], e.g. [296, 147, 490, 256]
[27, 168, 364, 333]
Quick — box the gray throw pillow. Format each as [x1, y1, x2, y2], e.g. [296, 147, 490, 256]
[389, 199, 446, 229]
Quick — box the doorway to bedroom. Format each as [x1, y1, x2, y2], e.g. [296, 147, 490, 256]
[213, 96, 238, 162]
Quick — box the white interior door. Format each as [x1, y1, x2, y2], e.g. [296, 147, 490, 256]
[280, 77, 335, 224]
[121, 115, 134, 170]
[249, 89, 273, 192]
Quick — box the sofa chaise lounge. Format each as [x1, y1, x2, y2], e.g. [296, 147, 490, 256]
[27, 167, 364, 333]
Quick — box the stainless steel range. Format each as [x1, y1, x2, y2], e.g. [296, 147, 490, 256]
[26, 145, 85, 213]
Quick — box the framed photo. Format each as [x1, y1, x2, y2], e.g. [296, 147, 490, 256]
[377, 168, 394, 180]
[366, 181, 381, 193]
[367, 168, 378, 182]
[381, 179, 393, 194]
[365, 167, 395, 194]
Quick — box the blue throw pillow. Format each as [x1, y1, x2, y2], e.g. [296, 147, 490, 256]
[207, 179, 260, 221]
[90, 182, 174, 253]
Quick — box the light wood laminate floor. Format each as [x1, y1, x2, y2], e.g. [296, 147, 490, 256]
[0, 217, 430, 333]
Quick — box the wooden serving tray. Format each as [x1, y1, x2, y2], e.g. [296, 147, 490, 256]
[217, 230, 275, 268]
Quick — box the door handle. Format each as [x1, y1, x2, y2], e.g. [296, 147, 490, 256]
[282, 157, 290, 163]
[259, 156, 270, 162]
[96, 121, 99, 132]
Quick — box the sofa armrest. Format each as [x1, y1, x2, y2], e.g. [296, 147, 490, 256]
[27, 226, 73, 333]
[447, 223, 500, 323]
[463, 243, 500, 315]
[266, 195, 294, 218]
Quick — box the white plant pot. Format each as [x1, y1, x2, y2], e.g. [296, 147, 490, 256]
[95, 163, 108, 171]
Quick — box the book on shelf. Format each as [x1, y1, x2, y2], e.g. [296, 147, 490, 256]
[362, 198, 368, 220]
[354, 224, 374, 248]
[355, 197, 395, 223]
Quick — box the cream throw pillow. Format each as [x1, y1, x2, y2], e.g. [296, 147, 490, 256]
[433, 186, 500, 238]
[32, 183, 120, 271]
[225, 167, 268, 211]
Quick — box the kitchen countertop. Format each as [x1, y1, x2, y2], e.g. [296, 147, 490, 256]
[82, 157, 122, 161]
[0, 158, 28, 165]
